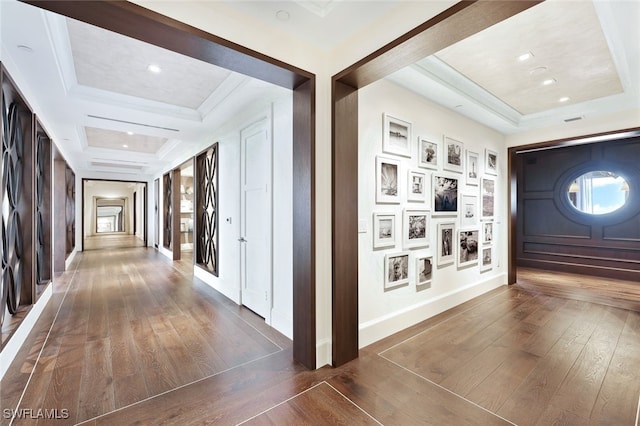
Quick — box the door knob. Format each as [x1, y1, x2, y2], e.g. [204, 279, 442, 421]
[238, 237, 247, 242]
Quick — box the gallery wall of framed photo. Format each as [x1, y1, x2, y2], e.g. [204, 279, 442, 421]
[358, 79, 507, 345]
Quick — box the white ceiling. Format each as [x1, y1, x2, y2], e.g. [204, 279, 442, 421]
[1, 0, 638, 181]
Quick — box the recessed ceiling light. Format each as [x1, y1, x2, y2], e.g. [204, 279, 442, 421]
[147, 64, 162, 74]
[529, 66, 548, 76]
[518, 52, 533, 62]
[17, 44, 34, 53]
[542, 78, 557, 86]
[276, 10, 290, 21]
[127, 131, 134, 135]
[122, 144, 129, 148]
[559, 97, 570, 103]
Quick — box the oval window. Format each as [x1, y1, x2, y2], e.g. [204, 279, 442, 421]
[567, 171, 629, 215]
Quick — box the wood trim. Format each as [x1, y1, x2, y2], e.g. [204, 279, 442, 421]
[508, 148, 518, 284]
[21, 0, 313, 89]
[292, 79, 316, 369]
[171, 168, 181, 261]
[331, 1, 541, 366]
[335, 1, 542, 89]
[331, 80, 359, 366]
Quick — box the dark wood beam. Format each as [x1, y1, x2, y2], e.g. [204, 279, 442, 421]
[335, 1, 543, 89]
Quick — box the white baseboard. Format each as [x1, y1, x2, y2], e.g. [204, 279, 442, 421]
[193, 266, 240, 305]
[316, 337, 332, 369]
[359, 273, 507, 348]
[270, 308, 292, 340]
[0, 284, 53, 381]
[65, 249, 77, 269]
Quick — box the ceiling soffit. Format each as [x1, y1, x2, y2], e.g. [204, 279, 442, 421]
[65, 18, 233, 109]
[85, 127, 167, 154]
[434, 0, 623, 115]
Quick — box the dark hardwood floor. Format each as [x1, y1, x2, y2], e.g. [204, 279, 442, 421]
[2, 251, 639, 425]
[516, 267, 640, 312]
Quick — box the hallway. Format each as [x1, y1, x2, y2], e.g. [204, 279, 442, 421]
[2, 247, 639, 425]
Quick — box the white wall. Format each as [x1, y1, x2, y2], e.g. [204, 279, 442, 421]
[358, 79, 508, 347]
[157, 95, 294, 339]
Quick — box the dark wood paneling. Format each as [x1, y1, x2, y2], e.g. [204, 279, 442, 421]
[331, 80, 358, 367]
[522, 199, 591, 238]
[292, 79, 316, 370]
[516, 135, 640, 281]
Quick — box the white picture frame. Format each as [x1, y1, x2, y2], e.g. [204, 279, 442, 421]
[416, 255, 433, 288]
[443, 136, 464, 173]
[432, 173, 459, 216]
[481, 177, 495, 220]
[483, 221, 493, 245]
[481, 245, 493, 272]
[485, 148, 498, 175]
[373, 212, 396, 249]
[376, 156, 401, 204]
[408, 169, 428, 202]
[436, 222, 455, 266]
[466, 150, 480, 185]
[383, 113, 412, 157]
[384, 252, 410, 289]
[418, 137, 439, 170]
[458, 229, 480, 268]
[460, 194, 478, 228]
[403, 209, 430, 249]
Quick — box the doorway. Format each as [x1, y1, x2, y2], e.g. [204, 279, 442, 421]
[82, 179, 148, 251]
[178, 160, 195, 265]
[240, 118, 272, 320]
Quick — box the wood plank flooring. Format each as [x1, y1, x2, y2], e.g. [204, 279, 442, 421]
[2, 250, 639, 425]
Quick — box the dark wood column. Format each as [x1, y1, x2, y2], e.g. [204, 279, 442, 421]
[172, 168, 181, 261]
[331, 80, 359, 366]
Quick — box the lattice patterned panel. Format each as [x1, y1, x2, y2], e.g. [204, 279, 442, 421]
[65, 165, 75, 255]
[2, 98, 24, 324]
[196, 143, 218, 276]
[163, 172, 172, 249]
[36, 132, 48, 285]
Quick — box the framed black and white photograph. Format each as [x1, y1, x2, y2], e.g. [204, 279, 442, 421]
[443, 136, 464, 173]
[437, 222, 455, 266]
[383, 113, 412, 157]
[384, 252, 410, 289]
[466, 150, 480, 185]
[481, 177, 495, 220]
[408, 169, 428, 202]
[483, 222, 493, 245]
[418, 137, 438, 170]
[460, 194, 478, 228]
[376, 156, 401, 203]
[432, 174, 458, 216]
[403, 209, 429, 249]
[373, 212, 396, 249]
[416, 255, 433, 288]
[481, 246, 493, 271]
[458, 229, 479, 268]
[485, 148, 498, 175]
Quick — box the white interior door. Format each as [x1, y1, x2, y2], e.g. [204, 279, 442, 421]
[240, 119, 271, 319]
